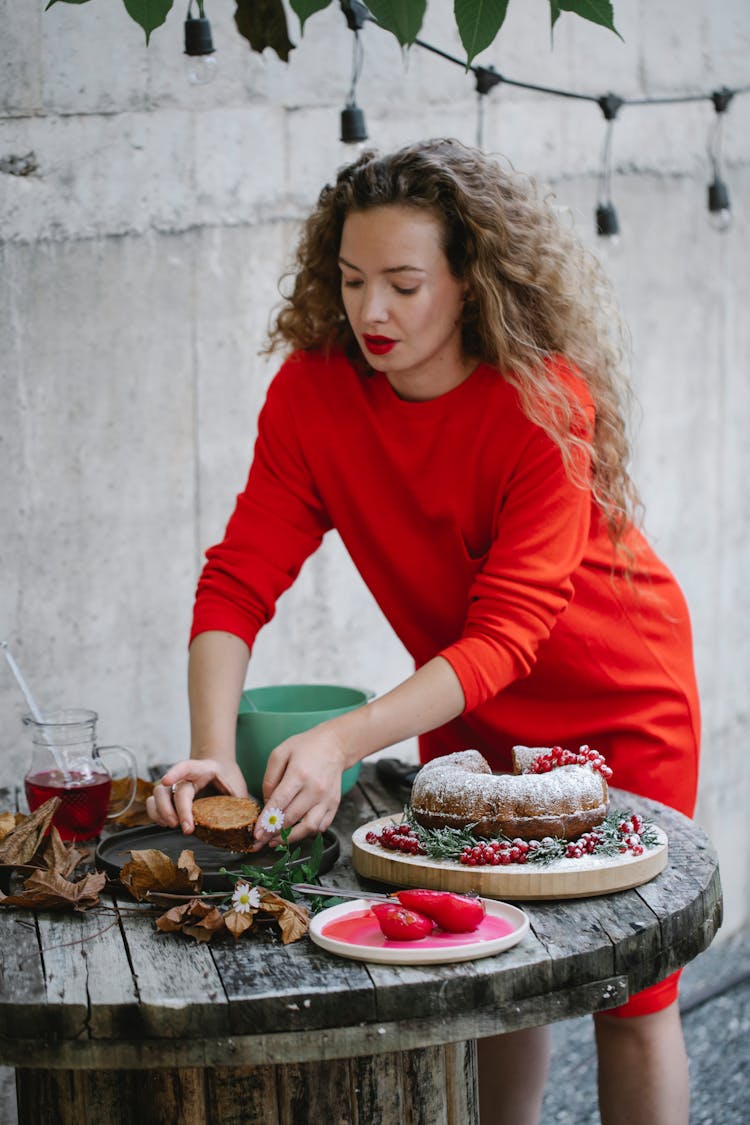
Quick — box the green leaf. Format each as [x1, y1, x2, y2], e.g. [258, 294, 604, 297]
[123, 0, 173, 45]
[308, 831, 324, 875]
[290, 0, 332, 35]
[231, 863, 265, 882]
[45, 1, 93, 9]
[297, 832, 324, 882]
[366, 0, 427, 47]
[550, 0, 622, 40]
[269, 851, 291, 874]
[225, 832, 327, 903]
[235, 0, 295, 61]
[454, 0, 510, 67]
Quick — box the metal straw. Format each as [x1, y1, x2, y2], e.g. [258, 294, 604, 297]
[1, 641, 47, 724]
[1, 640, 71, 779]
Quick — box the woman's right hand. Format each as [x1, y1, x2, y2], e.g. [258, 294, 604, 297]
[146, 758, 249, 834]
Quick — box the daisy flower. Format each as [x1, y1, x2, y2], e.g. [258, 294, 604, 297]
[260, 806, 285, 834]
[231, 882, 260, 914]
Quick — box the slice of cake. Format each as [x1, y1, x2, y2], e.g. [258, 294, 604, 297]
[192, 796, 261, 852]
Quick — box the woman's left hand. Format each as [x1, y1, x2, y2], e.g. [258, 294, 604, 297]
[252, 723, 349, 848]
[252, 656, 466, 849]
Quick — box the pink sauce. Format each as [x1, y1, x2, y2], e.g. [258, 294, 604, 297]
[322, 908, 516, 950]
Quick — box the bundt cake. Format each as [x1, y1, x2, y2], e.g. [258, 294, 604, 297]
[409, 747, 609, 840]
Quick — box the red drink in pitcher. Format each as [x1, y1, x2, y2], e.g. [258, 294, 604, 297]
[22, 709, 137, 840]
[24, 768, 112, 841]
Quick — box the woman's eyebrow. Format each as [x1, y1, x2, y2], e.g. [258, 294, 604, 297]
[338, 255, 426, 275]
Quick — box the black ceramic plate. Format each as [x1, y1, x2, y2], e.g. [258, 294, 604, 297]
[96, 824, 340, 892]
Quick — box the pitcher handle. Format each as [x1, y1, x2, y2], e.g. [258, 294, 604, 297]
[95, 745, 139, 819]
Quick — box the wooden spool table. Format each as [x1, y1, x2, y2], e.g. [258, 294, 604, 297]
[0, 764, 722, 1125]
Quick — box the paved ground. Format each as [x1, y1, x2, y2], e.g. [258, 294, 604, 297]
[542, 925, 750, 1124]
[1, 927, 747, 1123]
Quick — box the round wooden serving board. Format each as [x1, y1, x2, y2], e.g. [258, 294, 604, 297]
[352, 815, 668, 901]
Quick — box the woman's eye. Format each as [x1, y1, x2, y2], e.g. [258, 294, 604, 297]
[394, 285, 418, 296]
[342, 278, 363, 289]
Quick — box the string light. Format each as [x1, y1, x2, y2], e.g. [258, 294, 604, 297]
[707, 88, 734, 231]
[340, 1, 368, 145]
[596, 94, 623, 241]
[475, 66, 502, 149]
[175, 0, 747, 232]
[358, 10, 748, 236]
[184, 0, 216, 85]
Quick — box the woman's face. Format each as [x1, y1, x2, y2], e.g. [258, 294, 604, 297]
[338, 205, 473, 401]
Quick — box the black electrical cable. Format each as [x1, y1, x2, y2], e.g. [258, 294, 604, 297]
[362, 11, 749, 114]
[357, 7, 748, 231]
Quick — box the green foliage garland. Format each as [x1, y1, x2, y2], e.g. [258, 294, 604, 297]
[44, 1, 620, 64]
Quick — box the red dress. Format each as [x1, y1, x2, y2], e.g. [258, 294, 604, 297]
[192, 350, 700, 1014]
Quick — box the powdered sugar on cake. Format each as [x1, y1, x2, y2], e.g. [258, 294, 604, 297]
[410, 747, 609, 840]
[416, 757, 605, 814]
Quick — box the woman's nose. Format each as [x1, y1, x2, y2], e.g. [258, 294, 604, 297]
[361, 286, 389, 325]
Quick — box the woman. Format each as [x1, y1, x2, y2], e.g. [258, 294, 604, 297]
[148, 139, 700, 1124]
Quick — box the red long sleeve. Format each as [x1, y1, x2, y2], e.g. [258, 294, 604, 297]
[191, 349, 700, 815]
[191, 368, 333, 649]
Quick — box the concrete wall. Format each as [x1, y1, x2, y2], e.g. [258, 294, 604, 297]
[1, 1, 748, 934]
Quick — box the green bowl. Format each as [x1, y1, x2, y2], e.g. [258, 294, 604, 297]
[235, 683, 372, 801]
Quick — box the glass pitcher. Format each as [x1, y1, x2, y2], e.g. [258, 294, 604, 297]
[23, 709, 138, 841]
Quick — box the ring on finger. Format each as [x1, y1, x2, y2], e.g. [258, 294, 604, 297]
[170, 782, 180, 797]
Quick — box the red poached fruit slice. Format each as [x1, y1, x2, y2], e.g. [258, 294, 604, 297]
[370, 902, 434, 941]
[394, 889, 486, 932]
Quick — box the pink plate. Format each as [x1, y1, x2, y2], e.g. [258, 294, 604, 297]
[309, 897, 529, 964]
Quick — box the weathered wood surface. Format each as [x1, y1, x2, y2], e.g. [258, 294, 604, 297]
[15, 1041, 480, 1125]
[0, 767, 722, 1074]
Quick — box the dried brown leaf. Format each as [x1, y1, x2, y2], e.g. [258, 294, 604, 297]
[154, 901, 194, 932]
[258, 888, 309, 944]
[120, 848, 202, 901]
[224, 908, 256, 941]
[0, 812, 18, 842]
[40, 826, 85, 878]
[155, 898, 226, 942]
[110, 777, 155, 828]
[0, 798, 60, 865]
[120, 849, 176, 900]
[177, 849, 202, 885]
[182, 918, 223, 943]
[0, 867, 105, 910]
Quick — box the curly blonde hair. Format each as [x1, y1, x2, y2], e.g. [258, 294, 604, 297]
[268, 138, 641, 550]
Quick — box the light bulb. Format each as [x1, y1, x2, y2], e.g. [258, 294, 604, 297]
[708, 207, 732, 233]
[596, 233, 624, 261]
[184, 15, 217, 85]
[185, 54, 217, 85]
[338, 142, 368, 165]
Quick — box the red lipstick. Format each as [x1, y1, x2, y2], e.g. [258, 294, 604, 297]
[363, 334, 397, 356]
